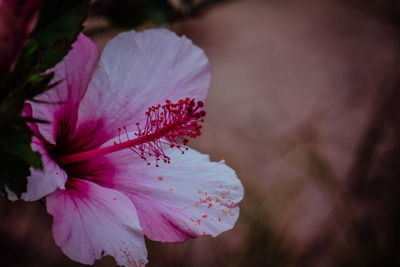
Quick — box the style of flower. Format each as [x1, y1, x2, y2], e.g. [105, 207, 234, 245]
[23, 29, 243, 266]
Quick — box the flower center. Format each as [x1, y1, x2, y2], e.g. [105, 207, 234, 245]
[56, 98, 205, 166]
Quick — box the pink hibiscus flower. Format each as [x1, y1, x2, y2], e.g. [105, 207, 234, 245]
[23, 29, 243, 266]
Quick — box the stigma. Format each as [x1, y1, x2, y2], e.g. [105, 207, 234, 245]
[57, 98, 206, 166]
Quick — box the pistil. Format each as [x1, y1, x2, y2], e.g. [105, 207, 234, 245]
[57, 98, 205, 166]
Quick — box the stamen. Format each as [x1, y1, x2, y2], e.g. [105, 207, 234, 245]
[57, 98, 206, 166]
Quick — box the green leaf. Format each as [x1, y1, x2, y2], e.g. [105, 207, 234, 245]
[0, 153, 30, 199]
[30, 0, 91, 72]
[0, 121, 42, 169]
[0, 119, 42, 199]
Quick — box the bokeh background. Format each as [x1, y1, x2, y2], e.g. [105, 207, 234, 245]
[1, 0, 400, 266]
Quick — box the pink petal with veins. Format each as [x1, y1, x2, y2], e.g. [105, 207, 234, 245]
[31, 34, 99, 145]
[107, 146, 243, 242]
[77, 29, 210, 139]
[47, 178, 148, 266]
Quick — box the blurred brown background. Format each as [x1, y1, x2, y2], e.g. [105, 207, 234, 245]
[1, 0, 400, 266]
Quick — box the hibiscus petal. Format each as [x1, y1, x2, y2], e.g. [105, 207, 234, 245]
[22, 136, 68, 201]
[77, 29, 210, 141]
[31, 33, 99, 144]
[46, 179, 148, 266]
[107, 147, 243, 242]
